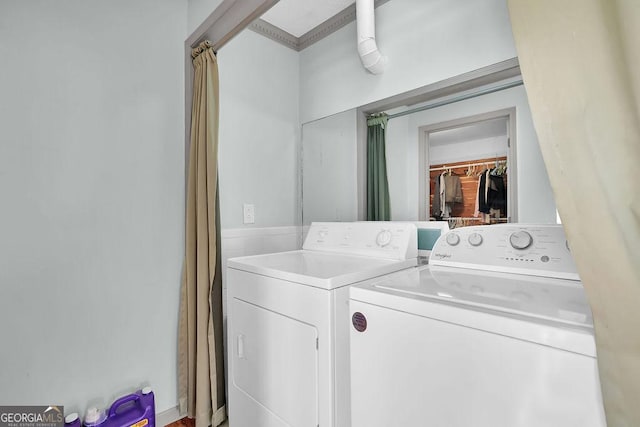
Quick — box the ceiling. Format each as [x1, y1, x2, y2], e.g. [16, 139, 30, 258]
[261, 0, 356, 37]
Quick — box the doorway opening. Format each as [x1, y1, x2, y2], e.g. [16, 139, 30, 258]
[418, 109, 518, 226]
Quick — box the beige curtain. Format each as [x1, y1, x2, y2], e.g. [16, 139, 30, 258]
[507, 1, 640, 426]
[178, 40, 226, 427]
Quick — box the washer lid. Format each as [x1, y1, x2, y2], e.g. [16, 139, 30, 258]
[228, 250, 417, 290]
[375, 266, 593, 327]
[350, 266, 596, 355]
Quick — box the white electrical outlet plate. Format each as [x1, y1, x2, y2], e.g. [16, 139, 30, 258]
[243, 203, 255, 224]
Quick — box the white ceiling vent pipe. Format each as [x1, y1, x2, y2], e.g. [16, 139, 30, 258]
[356, 0, 387, 74]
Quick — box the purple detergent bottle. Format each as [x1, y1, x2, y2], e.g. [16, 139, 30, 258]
[84, 408, 107, 427]
[64, 413, 81, 427]
[103, 387, 156, 427]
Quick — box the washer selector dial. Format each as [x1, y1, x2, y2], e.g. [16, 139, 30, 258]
[509, 231, 533, 250]
[468, 233, 483, 246]
[376, 230, 392, 247]
[446, 233, 461, 246]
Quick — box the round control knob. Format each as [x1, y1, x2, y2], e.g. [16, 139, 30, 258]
[445, 233, 460, 246]
[468, 233, 483, 246]
[376, 230, 392, 247]
[509, 231, 533, 250]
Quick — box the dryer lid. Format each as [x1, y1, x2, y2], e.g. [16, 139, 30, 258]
[228, 250, 417, 290]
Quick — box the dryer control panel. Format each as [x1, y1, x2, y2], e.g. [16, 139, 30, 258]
[303, 222, 418, 261]
[429, 224, 579, 280]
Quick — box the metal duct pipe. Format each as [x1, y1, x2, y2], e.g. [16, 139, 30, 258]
[356, 0, 387, 74]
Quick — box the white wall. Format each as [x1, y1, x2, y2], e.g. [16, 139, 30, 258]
[428, 136, 508, 165]
[217, 29, 300, 229]
[302, 110, 358, 225]
[386, 85, 557, 223]
[299, 0, 517, 123]
[0, 0, 186, 416]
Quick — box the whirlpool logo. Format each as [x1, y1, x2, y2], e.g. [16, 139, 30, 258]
[433, 253, 452, 259]
[0, 406, 64, 427]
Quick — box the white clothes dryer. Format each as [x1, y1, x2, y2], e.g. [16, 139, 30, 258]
[226, 222, 417, 427]
[350, 224, 606, 427]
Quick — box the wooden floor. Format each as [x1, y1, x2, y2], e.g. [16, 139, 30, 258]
[166, 418, 228, 427]
[166, 418, 195, 427]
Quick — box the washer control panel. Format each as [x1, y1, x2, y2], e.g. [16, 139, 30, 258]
[429, 224, 579, 280]
[303, 222, 417, 261]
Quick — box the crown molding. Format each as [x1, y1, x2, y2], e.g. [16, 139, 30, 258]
[249, 0, 392, 52]
[188, 0, 278, 50]
[248, 18, 299, 50]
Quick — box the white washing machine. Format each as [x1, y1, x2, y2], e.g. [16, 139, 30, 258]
[226, 221, 418, 427]
[350, 224, 606, 427]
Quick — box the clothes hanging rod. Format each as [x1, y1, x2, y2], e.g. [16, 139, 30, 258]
[386, 80, 524, 120]
[446, 217, 509, 221]
[429, 160, 506, 172]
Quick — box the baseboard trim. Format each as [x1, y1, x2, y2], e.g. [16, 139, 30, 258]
[156, 406, 181, 427]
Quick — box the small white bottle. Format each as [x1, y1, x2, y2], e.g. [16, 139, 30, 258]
[64, 413, 81, 427]
[83, 408, 107, 427]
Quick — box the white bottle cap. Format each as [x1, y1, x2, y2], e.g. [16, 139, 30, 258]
[84, 408, 102, 424]
[142, 386, 152, 395]
[65, 413, 79, 424]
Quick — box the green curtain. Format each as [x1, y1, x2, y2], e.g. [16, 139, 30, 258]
[367, 113, 391, 220]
